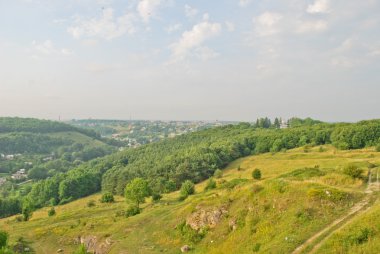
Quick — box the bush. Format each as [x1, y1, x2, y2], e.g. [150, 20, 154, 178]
[125, 205, 140, 218]
[343, 164, 363, 179]
[204, 178, 216, 191]
[48, 207, 56, 217]
[152, 192, 162, 202]
[214, 169, 223, 178]
[344, 227, 374, 246]
[252, 169, 262, 180]
[177, 221, 206, 243]
[0, 231, 8, 248]
[100, 193, 115, 203]
[87, 200, 96, 207]
[180, 180, 195, 199]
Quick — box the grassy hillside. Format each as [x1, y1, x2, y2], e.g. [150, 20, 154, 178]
[1, 145, 379, 253]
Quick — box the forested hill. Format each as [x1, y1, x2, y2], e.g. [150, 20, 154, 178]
[0, 117, 99, 137]
[1, 119, 375, 219]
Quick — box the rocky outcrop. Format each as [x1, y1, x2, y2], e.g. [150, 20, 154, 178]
[75, 235, 113, 254]
[186, 206, 228, 231]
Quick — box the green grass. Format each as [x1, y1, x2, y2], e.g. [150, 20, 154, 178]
[1, 145, 379, 253]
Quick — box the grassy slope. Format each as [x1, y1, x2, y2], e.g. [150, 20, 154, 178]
[315, 191, 380, 254]
[1, 145, 379, 254]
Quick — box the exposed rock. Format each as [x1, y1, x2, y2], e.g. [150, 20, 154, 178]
[57, 249, 64, 253]
[186, 206, 228, 231]
[79, 235, 113, 254]
[181, 245, 190, 252]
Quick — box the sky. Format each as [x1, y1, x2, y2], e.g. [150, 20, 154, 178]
[0, 0, 379, 122]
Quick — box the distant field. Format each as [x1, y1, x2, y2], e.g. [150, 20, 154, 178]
[1, 145, 379, 254]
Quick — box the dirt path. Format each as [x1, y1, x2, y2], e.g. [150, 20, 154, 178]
[292, 169, 379, 254]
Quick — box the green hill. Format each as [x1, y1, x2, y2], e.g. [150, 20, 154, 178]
[1, 145, 379, 253]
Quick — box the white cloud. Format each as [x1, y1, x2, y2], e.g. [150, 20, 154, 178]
[67, 8, 136, 40]
[166, 23, 182, 33]
[169, 17, 222, 62]
[239, 0, 251, 7]
[254, 12, 283, 37]
[137, 0, 162, 23]
[32, 40, 73, 56]
[225, 21, 235, 32]
[185, 4, 198, 18]
[296, 20, 328, 33]
[194, 47, 219, 61]
[307, 0, 330, 14]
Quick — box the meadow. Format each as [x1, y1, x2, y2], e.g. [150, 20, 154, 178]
[1, 145, 379, 253]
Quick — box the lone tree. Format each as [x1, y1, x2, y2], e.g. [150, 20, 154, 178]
[252, 169, 262, 180]
[180, 180, 195, 199]
[125, 178, 151, 208]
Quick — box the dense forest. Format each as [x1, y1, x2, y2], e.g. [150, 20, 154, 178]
[1, 118, 379, 219]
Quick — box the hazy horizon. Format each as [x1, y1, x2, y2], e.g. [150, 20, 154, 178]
[1, 0, 379, 122]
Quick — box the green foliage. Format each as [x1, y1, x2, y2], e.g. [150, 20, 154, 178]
[177, 221, 206, 243]
[125, 178, 151, 207]
[180, 180, 195, 199]
[0, 231, 8, 248]
[100, 193, 114, 203]
[344, 227, 374, 246]
[343, 164, 364, 179]
[152, 192, 162, 202]
[376, 143, 380, 152]
[213, 169, 223, 178]
[22, 203, 33, 221]
[204, 178, 216, 191]
[252, 168, 262, 180]
[74, 244, 88, 254]
[48, 207, 56, 217]
[280, 167, 325, 180]
[125, 205, 140, 218]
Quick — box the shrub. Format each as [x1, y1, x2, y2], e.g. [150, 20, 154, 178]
[180, 180, 195, 199]
[125, 205, 140, 218]
[87, 200, 96, 207]
[343, 164, 363, 179]
[344, 227, 374, 246]
[48, 207, 56, 217]
[204, 178, 216, 191]
[177, 221, 206, 243]
[214, 169, 223, 178]
[0, 231, 8, 248]
[100, 193, 115, 203]
[252, 169, 262, 180]
[152, 192, 162, 202]
[237, 165, 241, 171]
